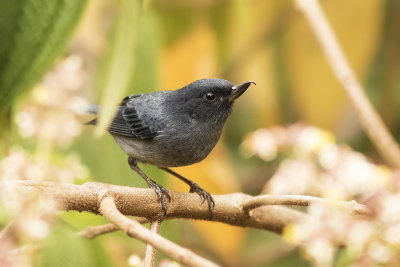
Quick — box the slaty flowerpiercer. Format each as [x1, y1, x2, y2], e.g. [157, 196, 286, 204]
[87, 78, 255, 217]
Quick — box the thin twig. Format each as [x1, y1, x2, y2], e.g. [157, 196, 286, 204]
[78, 224, 118, 239]
[78, 217, 148, 239]
[243, 194, 371, 216]
[295, 0, 400, 168]
[99, 196, 220, 267]
[144, 220, 161, 267]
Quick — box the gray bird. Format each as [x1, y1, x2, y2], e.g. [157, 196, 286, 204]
[88, 78, 255, 217]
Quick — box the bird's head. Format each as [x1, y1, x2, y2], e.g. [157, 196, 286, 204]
[171, 78, 255, 124]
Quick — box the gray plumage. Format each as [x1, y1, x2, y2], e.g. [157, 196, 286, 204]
[87, 78, 255, 216]
[89, 78, 254, 167]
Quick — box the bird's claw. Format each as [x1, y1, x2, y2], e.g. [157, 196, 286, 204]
[189, 182, 215, 219]
[147, 180, 171, 216]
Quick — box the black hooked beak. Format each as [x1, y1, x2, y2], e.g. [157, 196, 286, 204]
[229, 81, 256, 101]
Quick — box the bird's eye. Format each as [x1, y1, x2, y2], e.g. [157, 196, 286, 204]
[204, 92, 216, 101]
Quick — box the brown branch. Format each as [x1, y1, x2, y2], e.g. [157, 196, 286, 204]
[5, 181, 371, 233]
[243, 195, 371, 216]
[12, 180, 305, 234]
[99, 196, 219, 267]
[295, 0, 400, 168]
[144, 220, 161, 267]
[2, 180, 372, 266]
[77, 217, 148, 239]
[77, 224, 119, 239]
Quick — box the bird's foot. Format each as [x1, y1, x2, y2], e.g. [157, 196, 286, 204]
[147, 179, 171, 216]
[188, 182, 215, 219]
[128, 158, 171, 216]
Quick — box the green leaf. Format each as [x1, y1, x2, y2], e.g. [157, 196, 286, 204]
[94, 0, 142, 137]
[0, 0, 88, 115]
[130, 7, 161, 93]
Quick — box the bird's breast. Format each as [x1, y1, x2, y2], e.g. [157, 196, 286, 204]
[112, 120, 224, 167]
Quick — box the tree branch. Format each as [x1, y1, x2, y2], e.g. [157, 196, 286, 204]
[4, 181, 370, 234]
[2, 180, 372, 266]
[243, 195, 371, 216]
[295, 0, 400, 168]
[77, 217, 148, 239]
[144, 220, 161, 267]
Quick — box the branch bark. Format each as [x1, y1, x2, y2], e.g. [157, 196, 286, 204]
[77, 217, 148, 239]
[144, 220, 161, 267]
[243, 195, 371, 216]
[295, 0, 400, 168]
[4, 181, 370, 233]
[2, 180, 372, 266]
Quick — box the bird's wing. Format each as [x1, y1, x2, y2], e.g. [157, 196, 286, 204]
[108, 95, 159, 140]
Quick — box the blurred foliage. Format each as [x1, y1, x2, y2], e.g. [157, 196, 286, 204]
[95, 0, 142, 136]
[0, 0, 88, 115]
[37, 222, 113, 267]
[1, 0, 400, 266]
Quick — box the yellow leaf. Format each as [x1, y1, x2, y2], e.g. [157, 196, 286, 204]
[237, 48, 282, 126]
[171, 143, 240, 194]
[160, 21, 217, 89]
[285, 0, 383, 128]
[193, 221, 246, 266]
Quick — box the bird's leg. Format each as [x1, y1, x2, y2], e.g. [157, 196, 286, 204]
[128, 157, 171, 216]
[159, 167, 215, 219]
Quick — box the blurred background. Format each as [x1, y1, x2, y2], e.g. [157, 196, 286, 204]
[1, 0, 399, 266]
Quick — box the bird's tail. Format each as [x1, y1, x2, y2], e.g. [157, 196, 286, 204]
[86, 105, 100, 115]
[86, 118, 97, 125]
[83, 105, 99, 125]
